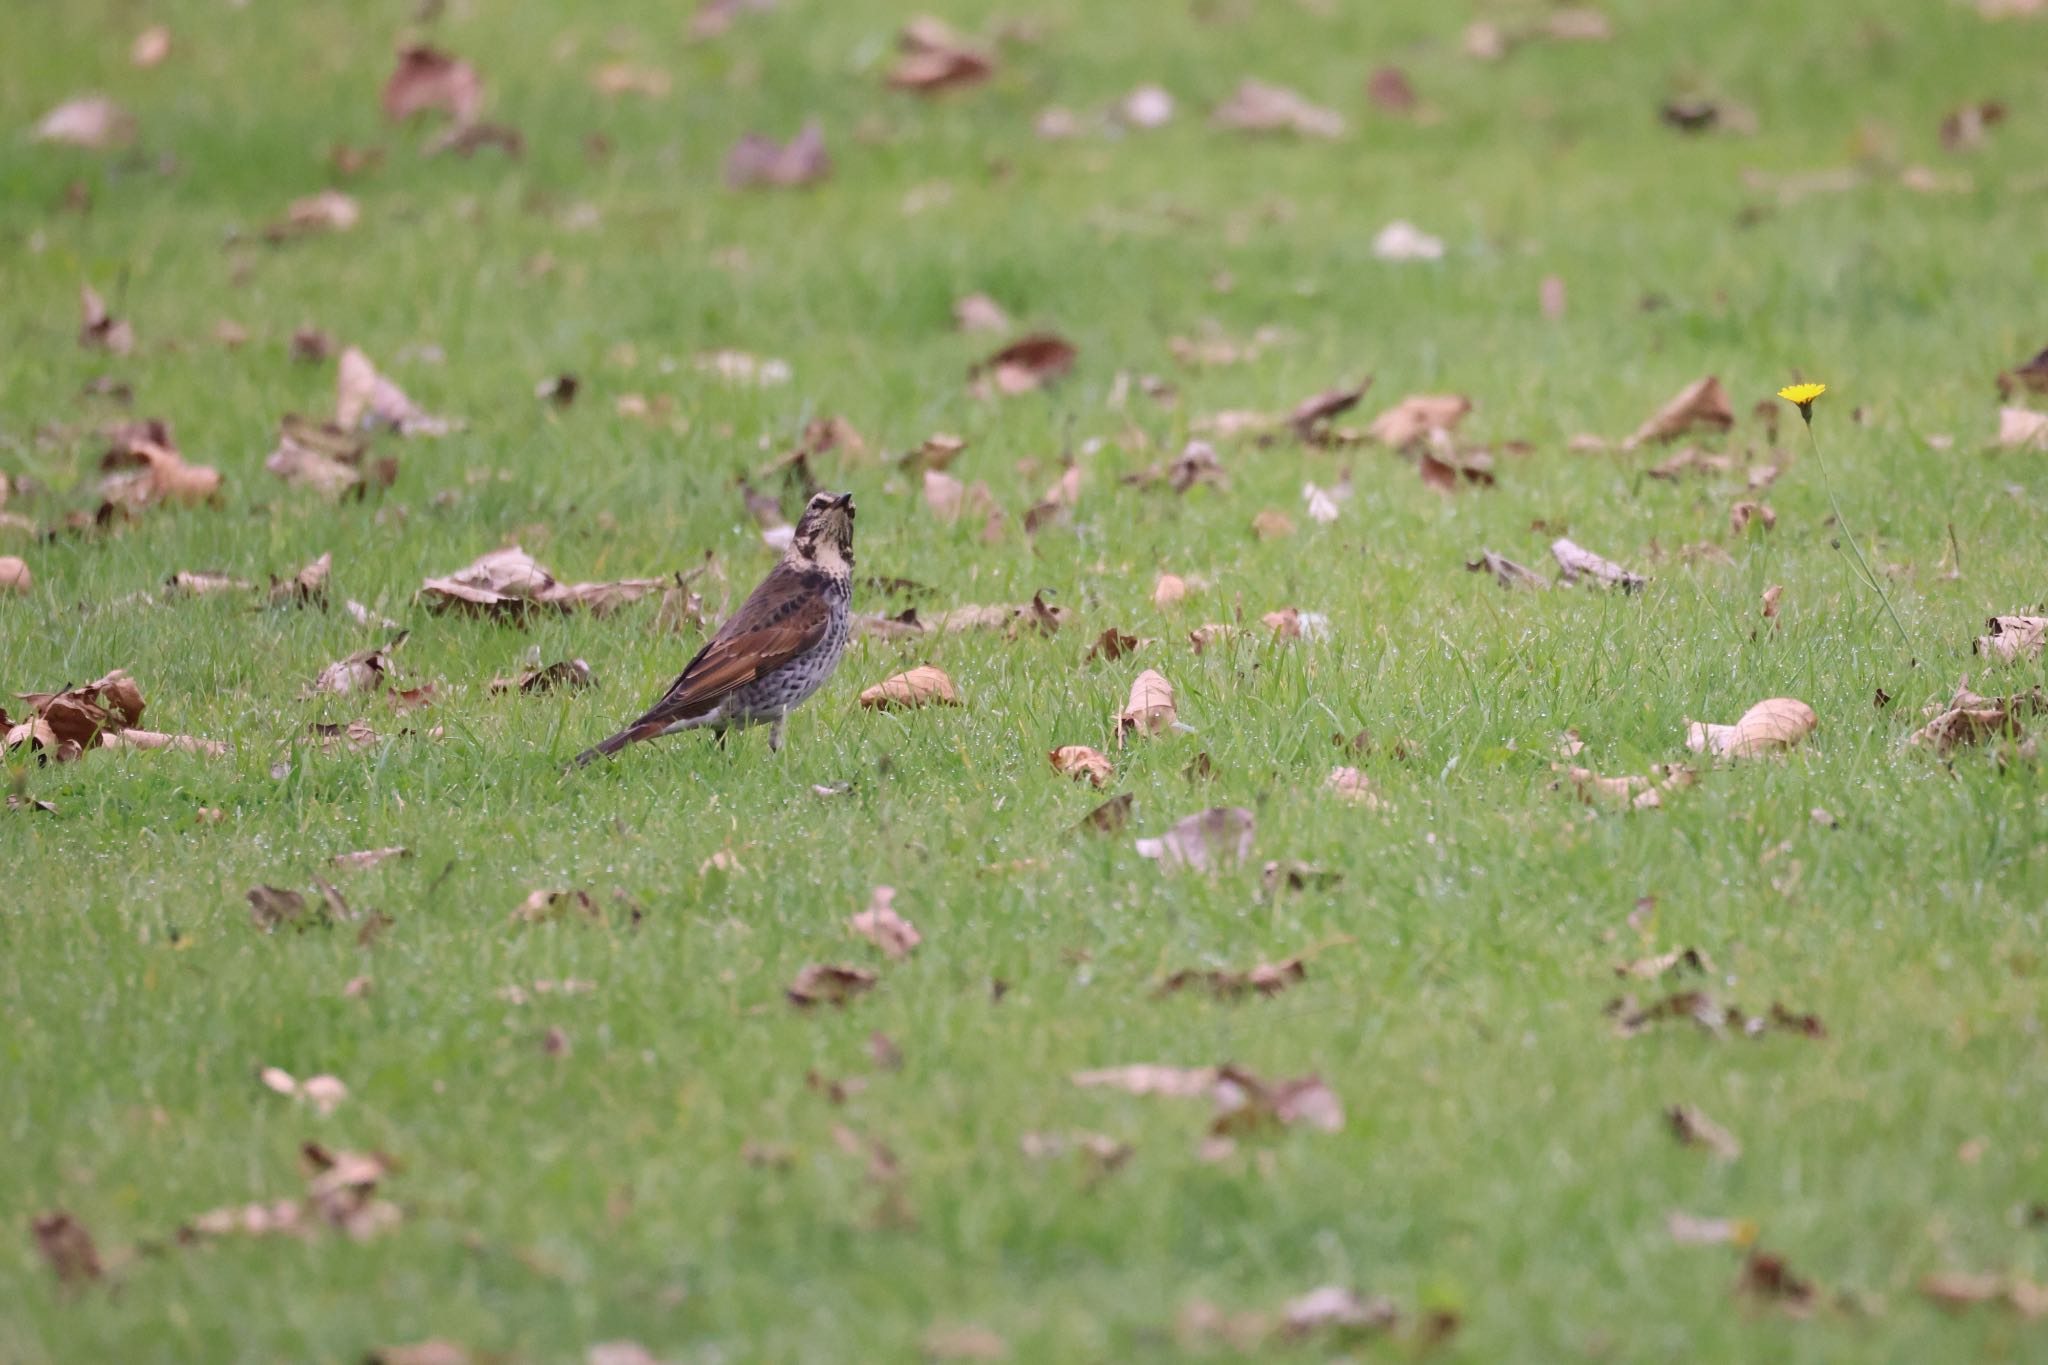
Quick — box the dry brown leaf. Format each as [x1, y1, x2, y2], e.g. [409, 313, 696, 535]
[1078, 792, 1134, 835]
[130, 25, 171, 67]
[79, 284, 134, 355]
[1213, 79, 1346, 138]
[1134, 806, 1254, 872]
[1625, 376, 1734, 448]
[420, 546, 659, 620]
[1667, 1212, 1756, 1246]
[15, 669, 146, 752]
[100, 728, 229, 757]
[490, 659, 593, 694]
[1084, 628, 1149, 662]
[1252, 509, 1295, 540]
[1072, 1064, 1219, 1098]
[1158, 957, 1306, 1001]
[1466, 550, 1548, 589]
[30, 1211, 101, 1284]
[1367, 66, 1417, 114]
[1761, 584, 1783, 619]
[1976, 615, 2048, 663]
[267, 553, 332, 608]
[888, 17, 995, 93]
[1997, 407, 2048, 450]
[332, 846, 409, 870]
[1729, 500, 1776, 535]
[1551, 537, 1646, 591]
[860, 665, 959, 710]
[34, 96, 135, 150]
[265, 417, 378, 498]
[1997, 347, 2048, 400]
[923, 469, 967, 522]
[166, 570, 253, 596]
[1738, 1251, 1817, 1315]
[969, 333, 1076, 397]
[787, 963, 879, 1007]
[1278, 1286, 1397, 1339]
[849, 886, 921, 960]
[1153, 573, 1188, 607]
[1685, 697, 1817, 758]
[336, 348, 455, 436]
[1286, 383, 1369, 441]
[1368, 394, 1471, 449]
[1372, 220, 1445, 261]
[258, 1066, 351, 1116]
[920, 1325, 1009, 1361]
[510, 888, 601, 925]
[1323, 766, 1384, 809]
[952, 293, 1011, 334]
[1911, 679, 2048, 753]
[382, 45, 482, 124]
[590, 63, 671, 99]
[0, 556, 32, 594]
[1556, 763, 1693, 811]
[266, 190, 360, 241]
[1116, 669, 1178, 744]
[302, 637, 405, 698]
[1667, 1104, 1741, 1159]
[1049, 744, 1114, 787]
[99, 438, 222, 510]
[725, 120, 830, 189]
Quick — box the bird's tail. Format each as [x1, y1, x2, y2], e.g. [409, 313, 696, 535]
[570, 720, 664, 768]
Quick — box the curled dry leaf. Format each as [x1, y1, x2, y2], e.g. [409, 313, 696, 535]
[99, 433, 222, 511]
[0, 556, 32, 594]
[1323, 766, 1384, 809]
[1668, 1212, 1757, 1247]
[266, 190, 360, 241]
[1049, 744, 1114, 787]
[1685, 697, 1817, 758]
[1303, 483, 1341, 523]
[1738, 1251, 1818, 1316]
[491, 659, 593, 694]
[1467, 550, 1548, 589]
[268, 553, 332, 608]
[1262, 608, 1329, 641]
[1556, 763, 1695, 811]
[1761, 584, 1783, 619]
[30, 1211, 102, 1284]
[382, 45, 482, 124]
[100, 728, 229, 757]
[1084, 628, 1149, 662]
[1729, 500, 1776, 534]
[1134, 806, 1254, 872]
[1372, 220, 1444, 261]
[1078, 792, 1134, 835]
[1552, 537, 1646, 591]
[419, 546, 661, 620]
[1369, 394, 1471, 449]
[1976, 615, 2048, 663]
[1158, 956, 1306, 1000]
[332, 846, 409, 870]
[1286, 384, 1368, 442]
[168, 571, 253, 596]
[860, 665, 959, 710]
[888, 16, 995, 93]
[1667, 1104, 1742, 1159]
[1998, 407, 2048, 451]
[34, 95, 136, 149]
[79, 284, 134, 354]
[1119, 84, 1175, 129]
[1367, 65, 1417, 114]
[1153, 573, 1188, 607]
[1116, 669, 1178, 744]
[848, 886, 921, 960]
[1910, 679, 2048, 753]
[302, 636, 406, 698]
[259, 1066, 351, 1116]
[1252, 509, 1296, 540]
[969, 333, 1076, 397]
[1279, 1286, 1397, 1338]
[1625, 376, 1734, 447]
[787, 963, 879, 1007]
[265, 417, 380, 497]
[725, 120, 830, 189]
[1213, 79, 1345, 138]
[337, 348, 455, 436]
[953, 293, 1009, 334]
[1997, 346, 2048, 401]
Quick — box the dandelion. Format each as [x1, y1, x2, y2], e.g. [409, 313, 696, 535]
[1779, 379, 1913, 653]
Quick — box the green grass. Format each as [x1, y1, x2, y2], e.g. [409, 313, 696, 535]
[6, 0, 2048, 1360]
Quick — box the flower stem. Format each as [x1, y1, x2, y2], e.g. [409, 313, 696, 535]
[1801, 417, 1915, 657]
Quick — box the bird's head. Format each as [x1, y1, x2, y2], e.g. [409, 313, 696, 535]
[789, 490, 855, 573]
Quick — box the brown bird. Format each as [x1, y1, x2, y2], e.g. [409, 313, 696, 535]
[574, 491, 855, 765]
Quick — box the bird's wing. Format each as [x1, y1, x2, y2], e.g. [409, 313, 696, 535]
[631, 568, 830, 727]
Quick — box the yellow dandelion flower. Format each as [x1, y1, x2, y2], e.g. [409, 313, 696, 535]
[1777, 382, 1826, 421]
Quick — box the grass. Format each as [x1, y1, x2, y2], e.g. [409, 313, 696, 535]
[6, 0, 2048, 1359]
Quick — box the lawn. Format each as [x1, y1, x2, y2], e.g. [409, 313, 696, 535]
[5, 0, 2048, 1360]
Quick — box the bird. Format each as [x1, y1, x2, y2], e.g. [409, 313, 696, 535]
[573, 490, 856, 766]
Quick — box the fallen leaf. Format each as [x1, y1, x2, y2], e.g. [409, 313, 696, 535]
[332, 846, 409, 870]
[1153, 573, 1188, 607]
[78, 284, 134, 354]
[302, 637, 405, 698]
[1617, 947, 1710, 980]
[99, 728, 229, 757]
[1303, 483, 1342, 523]
[490, 659, 593, 694]
[725, 120, 830, 189]
[1541, 274, 1568, 318]
[1976, 615, 2047, 663]
[1369, 394, 1470, 449]
[1286, 384, 1368, 441]
[899, 432, 967, 475]
[1729, 500, 1776, 534]
[1997, 407, 2048, 450]
[1083, 628, 1149, 662]
[1762, 584, 1783, 619]
[849, 887, 921, 960]
[1372, 220, 1444, 261]
[1262, 608, 1329, 641]
[1737, 1251, 1817, 1315]
[888, 17, 995, 93]
[1911, 679, 2048, 753]
[1625, 376, 1734, 447]
[30, 1211, 101, 1284]
[1159, 957, 1306, 1000]
[0, 556, 32, 594]
[1556, 763, 1694, 811]
[590, 62, 671, 98]
[265, 190, 360, 241]
[1049, 744, 1115, 787]
[258, 1066, 351, 1116]
[1996, 347, 2048, 400]
[1366, 66, 1417, 114]
[1940, 100, 2006, 151]
[970, 333, 1076, 396]
[1467, 550, 1548, 589]
[336, 348, 455, 435]
[1134, 807, 1254, 872]
[1118, 84, 1176, 128]
[266, 553, 332, 608]
[1078, 793, 1134, 835]
[247, 885, 308, 930]
[33, 96, 135, 150]
[382, 45, 482, 124]
[419, 546, 660, 620]
[1323, 766, 1384, 808]
[1116, 670, 1178, 744]
[1667, 1212, 1756, 1246]
[1552, 537, 1646, 591]
[98, 434, 222, 511]
[14, 669, 146, 752]
[787, 963, 879, 1007]
[1921, 1272, 2005, 1311]
[1667, 1104, 1741, 1159]
[1252, 509, 1296, 540]
[166, 571, 252, 596]
[953, 294, 1010, 333]
[860, 665, 960, 710]
[1279, 1286, 1397, 1339]
[1685, 697, 1817, 758]
[1072, 1064, 1219, 1097]
[1213, 79, 1345, 138]
[1261, 860, 1342, 895]
[365, 1343, 475, 1365]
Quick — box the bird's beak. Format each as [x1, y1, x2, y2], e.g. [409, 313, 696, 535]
[836, 491, 855, 515]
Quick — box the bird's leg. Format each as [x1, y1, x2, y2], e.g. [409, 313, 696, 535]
[769, 716, 787, 753]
